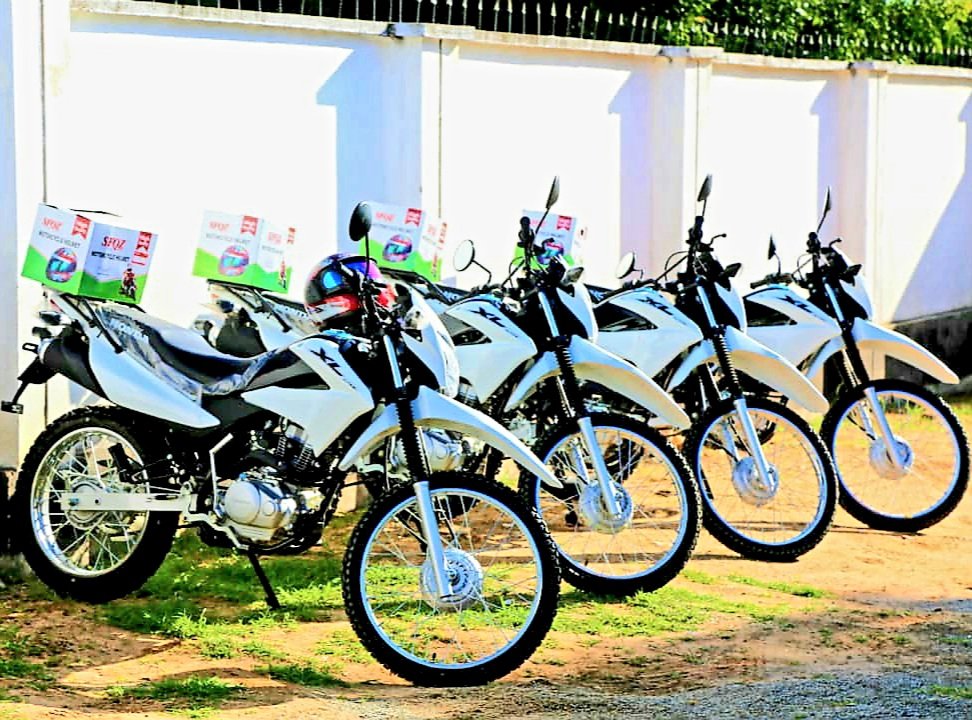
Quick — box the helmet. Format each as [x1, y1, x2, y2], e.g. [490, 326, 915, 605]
[303, 253, 396, 328]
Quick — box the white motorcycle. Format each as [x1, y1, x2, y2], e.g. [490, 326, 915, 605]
[4, 203, 562, 687]
[198, 179, 702, 599]
[438, 178, 700, 598]
[593, 177, 838, 561]
[743, 190, 968, 532]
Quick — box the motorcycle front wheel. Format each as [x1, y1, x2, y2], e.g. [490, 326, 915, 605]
[523, 413, 700, 597]
[821, 379, 968, 532]
[686, 398, 837, 561]
[12, 407, 179, 602]
[341, 471, 559, 686]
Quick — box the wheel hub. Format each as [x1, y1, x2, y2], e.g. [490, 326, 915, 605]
[869, 436, 914, 479]
[420, 548, 484, 611]
[577, 481, 634, 533]
[731, 457, 780, 506]
[63, 480, 105, 529]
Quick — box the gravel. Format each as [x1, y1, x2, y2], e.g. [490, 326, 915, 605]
[335, 668, 972, 720]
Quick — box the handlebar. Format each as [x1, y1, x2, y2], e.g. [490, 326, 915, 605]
[749, 272, 793, 290]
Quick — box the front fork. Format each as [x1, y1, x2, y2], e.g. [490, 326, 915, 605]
[837, 339, 904, 469]
[538, 296, 623, 518]
[709, 335, 776, 488]
[384, 335, 454, 599]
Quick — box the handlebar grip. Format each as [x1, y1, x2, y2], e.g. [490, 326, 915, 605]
[750, 272, 793, 290]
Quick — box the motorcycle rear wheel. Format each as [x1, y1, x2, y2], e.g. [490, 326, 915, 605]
[12, 407, 179, 603]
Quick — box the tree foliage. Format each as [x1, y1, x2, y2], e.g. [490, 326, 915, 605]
[592, 0, 972, 62]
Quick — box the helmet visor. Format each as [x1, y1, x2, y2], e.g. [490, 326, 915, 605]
[318, 258, 383, 291]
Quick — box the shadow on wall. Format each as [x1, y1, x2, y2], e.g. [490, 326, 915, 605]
[895, 93, 972, 322]
[889, 93, 972, 382]
[317, 47, 391, 255]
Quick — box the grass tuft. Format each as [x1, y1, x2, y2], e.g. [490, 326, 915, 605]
[726, 574, 828, 598]
[106, 675, 242, 708]
[927, 684, 972, 700]
[553, 586, 786, 638]
[261, 662, 346, 687]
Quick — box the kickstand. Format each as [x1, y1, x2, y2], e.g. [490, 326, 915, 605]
[246, 551, 281, 610]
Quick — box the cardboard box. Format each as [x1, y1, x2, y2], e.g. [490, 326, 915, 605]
[515, 210, 585, 269]
[359, 203, 447, 281]
[22, 204, 158, 304]
[193, 211, 296, 293]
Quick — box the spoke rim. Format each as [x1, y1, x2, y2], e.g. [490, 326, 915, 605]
[358, 487, 544, 670]
[540, 425, 691, 579]
[697, 408, 827, 546]
[31, 428, 149, 577]
[832, 389, 961, 519]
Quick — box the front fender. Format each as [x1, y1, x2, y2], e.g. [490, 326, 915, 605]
[337, 386, 563, 488]
[669, 329, 829, 414]
[852, 319, 959, 384]
[504, 336, 691, 429]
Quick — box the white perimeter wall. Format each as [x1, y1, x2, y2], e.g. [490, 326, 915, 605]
[2, 0, 972, 463]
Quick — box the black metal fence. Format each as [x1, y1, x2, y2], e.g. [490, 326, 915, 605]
[132, 1, 972, 67]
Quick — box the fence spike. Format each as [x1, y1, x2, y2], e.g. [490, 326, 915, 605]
[580, 6, 587, 38]
[535, 0, 540, 35]
[630, 12, 637, 42]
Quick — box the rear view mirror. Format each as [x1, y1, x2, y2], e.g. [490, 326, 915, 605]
[817, 187, 832, 233]
[454, 239, 476, 272]
[767, 236, 777, 260]
[546, 176, 560, 210]
[697, 175, 713, 203]
[349, 202, 372, 242]
[616, 252, 637, 279]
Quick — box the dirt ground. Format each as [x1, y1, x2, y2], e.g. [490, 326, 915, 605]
[2, 422, 971, 719]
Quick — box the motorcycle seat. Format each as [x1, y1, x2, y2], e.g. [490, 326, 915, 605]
[261, 292, 306, 312]
[96, 304, 269, 390]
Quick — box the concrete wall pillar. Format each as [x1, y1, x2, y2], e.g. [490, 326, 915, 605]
[646, 50, 716, 276]
[840, 62, 891, 377]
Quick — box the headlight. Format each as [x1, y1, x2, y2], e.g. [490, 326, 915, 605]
[402, 305, 431, 330]
[441, 342, 460, 398]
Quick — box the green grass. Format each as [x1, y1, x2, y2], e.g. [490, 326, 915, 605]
[553, 586, 787, 639]
[927, 684, 972, 700]
[0, 629, 53, 683]
[681, 569, 718, 585]
[106, 676, 243, 709]
[261, 663, 346, 687]
[136, 534, 343, 609]
[941, 635, 972, 647]
[946, 395, 972, 420]
[97, 533, 345, 637]
[316, 629, 372, 664]
[726, 574, 828, 599]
